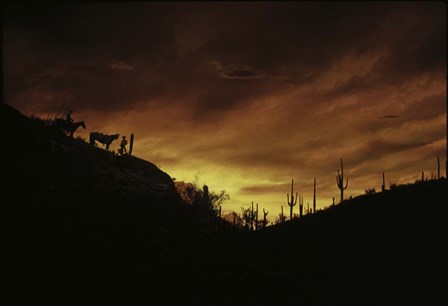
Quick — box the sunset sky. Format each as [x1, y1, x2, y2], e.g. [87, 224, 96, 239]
[3, 2, 446, 220]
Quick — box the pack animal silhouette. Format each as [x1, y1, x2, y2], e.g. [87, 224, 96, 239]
[89, 132, 119, 150]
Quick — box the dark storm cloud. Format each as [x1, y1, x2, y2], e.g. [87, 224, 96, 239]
[399, 94, 446, 122]
[3, 2, 446, 212]
[354, 138, 437, 163]
[223, 69, 263, 79]
[110, 62, 134, 71]
[379, 115, 398, 119]
[240, 183, 290, 195]
[4, 2, 445, 117]
[3, 3, 187, 112]
[209, 61, 267, 80]
[304, 3, 445, 102]
[357, 93, 446, 138]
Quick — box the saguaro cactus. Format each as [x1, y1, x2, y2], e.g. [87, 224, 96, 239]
[437, 156, 440, 179]
[203, 185, 210, 208]
[382, 172, 386, 192]
[299, 195, 303, 217]
[336, 158, 348, 203]
[251, 202, 255, 230]
[255, 203, 259, 231]
[287, 179, 298, 220]
[280, 205, 285, 223]
[262, 208, 269, 228]
[217, 205, 222, 231]
[313, 178, 316, 214]
[129, 133, 134, 155]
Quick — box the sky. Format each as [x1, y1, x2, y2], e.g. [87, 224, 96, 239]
[3, 2, 446, 220]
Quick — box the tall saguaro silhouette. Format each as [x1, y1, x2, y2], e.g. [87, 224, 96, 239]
[262, 208, 268, 228]
[287, 179, 298, 220]
[336, 158, 348, 203]
[251, 202, 255, 231]
[255, 203, 259, 231]
[129, 133, 134, 156]
[313, 178, 316, 213]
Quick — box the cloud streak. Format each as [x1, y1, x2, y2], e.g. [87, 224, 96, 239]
[110, 61, 134, 71]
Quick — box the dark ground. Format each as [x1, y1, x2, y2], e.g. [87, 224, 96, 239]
[3, 103, 448, 305]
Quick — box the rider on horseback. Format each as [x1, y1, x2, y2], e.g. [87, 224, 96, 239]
[66, 110, 74, 124]
[54, 110, 85, 137]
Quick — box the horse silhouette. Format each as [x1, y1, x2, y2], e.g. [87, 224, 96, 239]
[89, 132, 119, 150]
[53, 118, 86, 137]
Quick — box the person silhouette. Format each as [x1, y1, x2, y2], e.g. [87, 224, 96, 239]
[66, 110, 74, 124]
[119, 136, 128, 155]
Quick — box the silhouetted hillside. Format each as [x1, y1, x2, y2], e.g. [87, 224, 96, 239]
[4, 102, 447, 306]
[268, 178, 447, 231]
[2, 103, 204, 304]
[3, 102, 196, 233]
[259, 179, 448, 305]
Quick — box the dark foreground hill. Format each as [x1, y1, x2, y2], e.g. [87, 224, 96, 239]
[3, 102, 187, 230]
[260, 179, 448, 304]
[3, 103, 448, 306]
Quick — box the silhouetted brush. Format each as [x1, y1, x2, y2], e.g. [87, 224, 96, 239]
[287, 179, 298, 220]
[280, 205, 285, 223]
[336, 158, 348, 203]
